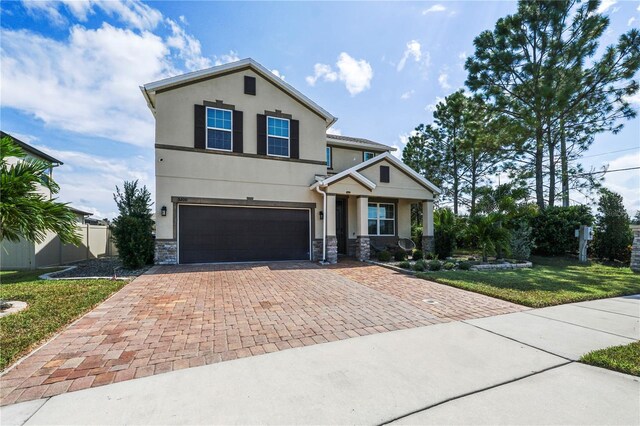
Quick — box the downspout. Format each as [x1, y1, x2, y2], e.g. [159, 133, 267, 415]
[315, 185, 327, 262]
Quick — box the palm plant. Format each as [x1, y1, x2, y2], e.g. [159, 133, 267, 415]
[434, 207, 458, 258]
[0, 136, 80, 245]
[467, 213, 511, 263]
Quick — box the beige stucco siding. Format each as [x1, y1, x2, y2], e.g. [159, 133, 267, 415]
[155, 69, 327, 163]
[359, 159, 434, 200]
[155, 148, 324, 239]
[329, 147, 369, 173]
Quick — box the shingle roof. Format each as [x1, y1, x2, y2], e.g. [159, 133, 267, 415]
[1, 131, 63, 165]
[326, 134, 396, 151]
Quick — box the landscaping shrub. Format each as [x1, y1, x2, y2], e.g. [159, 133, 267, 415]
[412, 223, 423, 250]
[377, 250, 392, 262]
[412, 249, 424, 260]
[593, 189, 634, 262]
[443, 262, 455, 270]
[532, 206, 593, 256]
[413, 259, 427, 272]
[428, 260, 442, 271]
[458, 261, 472, 270]
[398, 261, 412, 269]
[510, 220, 535, 260]
[425, 252, 435, 260]
[434, 208, 457, 259]
[394, 250, 407, 261]
[111, 181, 154, 269]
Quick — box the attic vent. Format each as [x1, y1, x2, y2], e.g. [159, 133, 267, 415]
[244, 76, 256, 95]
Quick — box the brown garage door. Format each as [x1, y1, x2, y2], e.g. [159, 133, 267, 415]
[178, 205, 310, 263]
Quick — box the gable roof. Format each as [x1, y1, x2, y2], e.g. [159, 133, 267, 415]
[1, 131, 63, 165]
[326, 134, 396, 152]
[311, 151, 441, 195]
[141, 58, 337, 127]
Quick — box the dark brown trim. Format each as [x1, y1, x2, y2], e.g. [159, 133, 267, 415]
[326, 143, 388, 154]
[155, 144, 326, 166]
[203, 100, 235, 110]
[155, 65, 328, 121]
[171, 196, 316, 209]
[264, 109, 293, 119]
[244, 75, 256, 95]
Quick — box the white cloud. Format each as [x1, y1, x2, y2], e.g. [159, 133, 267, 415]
[327, 127, 342, 136]
[602, 152, 640, 213]
[391, 130, 419, 159]
[401, 90, 415, 100]
[426, 96, 446, 112]
[625, 91, 640, 105]
[628, 17, 636, 26]
[438, 70, 451, 90]
[271, 69, 285, 80]
[422, 4, 446, 14]
[165, 18, 211, 71]
[213, 50, 240, 66]
[306, 53, 373, 96]
[22, 0, 162, 30]
[397, 40, 422, 72]
[305, 63, 338, 86]
[336, 52, 373, 96]
[32, 145, 153, 219]
[1, 24, 172, 147]
[596, 0, 617, 13]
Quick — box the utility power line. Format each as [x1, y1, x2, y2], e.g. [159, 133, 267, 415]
[577, 146, 640, 160]
[574, 166, 640, 177]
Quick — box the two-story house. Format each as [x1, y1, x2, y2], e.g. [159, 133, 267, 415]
[141, 59, 439, 265]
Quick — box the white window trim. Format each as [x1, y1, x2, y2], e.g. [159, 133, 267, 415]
[364, 151, 375, 161]
[368, 202, 395, 236]
[205, 107, 233, 152]
[326, 147, 332, 169]
[267, 116, 290, 158]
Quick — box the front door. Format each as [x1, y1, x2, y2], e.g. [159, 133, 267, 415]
[336, 198, 347, 255]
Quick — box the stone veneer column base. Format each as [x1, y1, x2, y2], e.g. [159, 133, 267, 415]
[422, 236, 435, 254]
[326, 236, 338, 264]
[312, 239, 324, 262]
[631, 231, 640, 273]
[155, 240, 177, 265]
[355, 236, 370, 261]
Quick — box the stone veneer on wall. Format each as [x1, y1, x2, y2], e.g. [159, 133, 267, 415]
[312, 239, 324, 262]
[155, 240, 177, 265]
[326, 236, 338, 264]
[422, 236, 435, 254]
[631, 230, 640, 273]
[355, 236, 370, 261]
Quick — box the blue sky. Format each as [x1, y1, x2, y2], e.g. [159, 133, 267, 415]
[1, 0, 639, 218]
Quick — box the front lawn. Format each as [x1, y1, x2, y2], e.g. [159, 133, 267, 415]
[581, 341, 640, 376]
[0, 270, 126, 370]
[416, 256, 640, 308]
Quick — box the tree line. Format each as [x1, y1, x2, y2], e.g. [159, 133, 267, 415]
[403, 0, 639, 213]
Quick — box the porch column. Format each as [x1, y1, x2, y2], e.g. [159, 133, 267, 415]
[326, 194, 338, 264]
[355, 196, 370, 261]
[422, 200, 435, 254]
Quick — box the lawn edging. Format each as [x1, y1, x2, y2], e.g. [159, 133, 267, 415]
[580, 341, 640, 377]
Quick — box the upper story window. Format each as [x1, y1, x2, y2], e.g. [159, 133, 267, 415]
[368, 203, 395, 236]
[326, 147, 332, 168]
[364, 151, 375, 161]
[267, 117, 289, 157]
[206, 107, 232, 151]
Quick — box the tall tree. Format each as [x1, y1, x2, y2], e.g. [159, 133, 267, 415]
[466, 0, 640, 209]
[593, 189, 633, 262]
[0, 136, 80, 245]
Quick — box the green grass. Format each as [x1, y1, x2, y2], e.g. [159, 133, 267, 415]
[0, 270, 126, 370]
[581, 341, 640, 376]
[416, 256, 640, 308]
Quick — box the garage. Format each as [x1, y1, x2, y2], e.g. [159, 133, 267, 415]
[178, 205, 310, 263]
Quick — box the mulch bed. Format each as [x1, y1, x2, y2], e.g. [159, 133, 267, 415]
[51, 257, 150, 278]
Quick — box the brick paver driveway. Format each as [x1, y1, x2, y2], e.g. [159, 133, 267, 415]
[1, 261, 525, 405]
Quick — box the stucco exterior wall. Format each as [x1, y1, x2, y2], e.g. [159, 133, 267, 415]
[155, 69, 327, 162]
[359, 158, 434, 200]
[329, 147, 369, 173]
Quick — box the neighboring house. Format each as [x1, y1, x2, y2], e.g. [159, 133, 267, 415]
[141, 58, 440, 265]
[0, 132, 114, 269]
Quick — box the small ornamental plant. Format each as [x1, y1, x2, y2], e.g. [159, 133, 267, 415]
[428, 260, 442, 271]
[412, 249, 424, 260]
[377, 250, 392, 262]
[413, 259, 427, 272]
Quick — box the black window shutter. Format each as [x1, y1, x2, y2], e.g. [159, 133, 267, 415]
[290, 119, 299, 159]
[232, 110, 243, 153]
[257, 114, 267, 155]
[194, 104, 206, 149]
[380, 165, 390, 183]
[244, 76, 256, 95]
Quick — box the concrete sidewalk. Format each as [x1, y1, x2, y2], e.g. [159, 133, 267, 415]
[2, 296, 638, 425]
